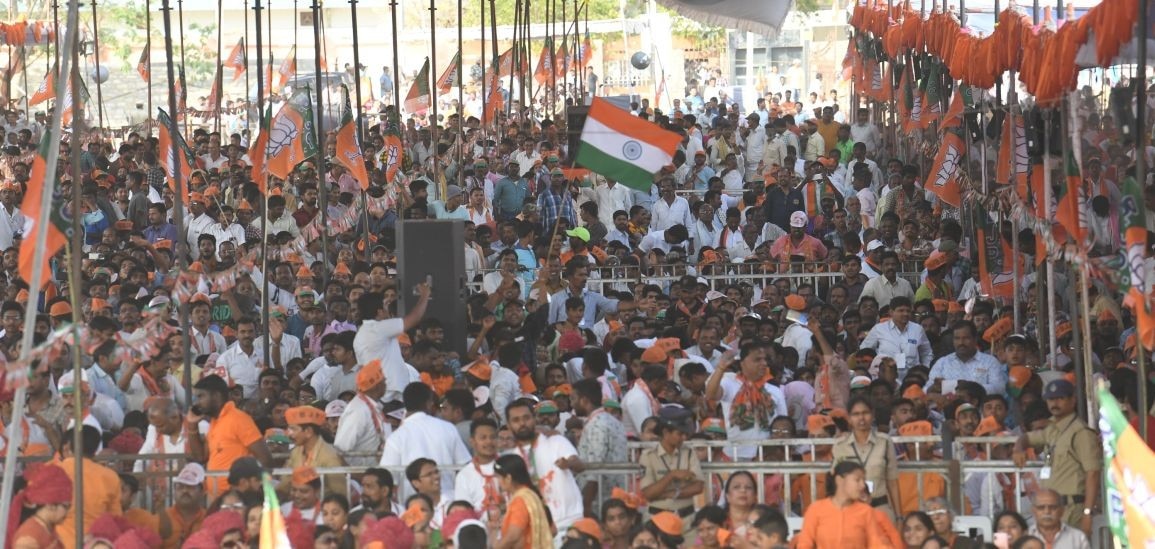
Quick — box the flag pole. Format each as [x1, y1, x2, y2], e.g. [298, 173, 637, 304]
[177, 0, 187, 133]
[0, 0, 80, 542]
[1136, 0, 1149, 439]
[349, 0, 363, 142]
[67, 28, 86, 547]
[456, 0, 463, 179]
[161, 0, 194, 408]
[429, 0, 442, 199]
[310, 0, 330, 291]
[256, 0, 271, 382]
[389, 0, 400, 116]
[146, 0, 153, 127]
[244, 0, 249, 127]
[509, 0, 521, 113]
[479, 0, 486, 133]
[90, 0, 105, 130]
[549, 0, 555, 117]
[215, 0, 223, 133]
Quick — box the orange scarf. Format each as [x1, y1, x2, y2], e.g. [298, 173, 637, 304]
[729, 372, 773, 431]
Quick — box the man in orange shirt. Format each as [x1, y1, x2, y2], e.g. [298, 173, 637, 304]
[186, 374, 273, 497]
[57, 425, 122, 549]
[159, 463, 208, 549]
[895, 420, 946, 516]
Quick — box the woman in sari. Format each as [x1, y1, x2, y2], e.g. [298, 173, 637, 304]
[8, 463, 72, 549]
[493, 454, 554, 548]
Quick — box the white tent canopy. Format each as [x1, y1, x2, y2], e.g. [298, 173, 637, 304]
[654, 0, 795, 37]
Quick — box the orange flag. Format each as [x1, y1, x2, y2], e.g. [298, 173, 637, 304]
[18, 132, 66, 289]
[926, 131, 965, 207]
[226, 37, 247, 80]
[533, 37, 555, 85]
[266, 88, 319, 180]
[137, 44, 150, 82]
[334, 85, 370, 190]
[380, 133, 403, 184]
[249, 105, 271, 193]
[28, 66, 54, 105]
[277, 46, 297, 90]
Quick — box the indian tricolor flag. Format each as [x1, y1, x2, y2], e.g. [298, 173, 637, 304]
[259, 473, 291, 549]
[575, 97, 681, 191]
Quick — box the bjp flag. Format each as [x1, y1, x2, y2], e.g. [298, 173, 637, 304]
[334, 85, 370, 190]
[266, 88, 319, 180]
[1099, 382, 1155, 542]
[18, 132, 69, 289]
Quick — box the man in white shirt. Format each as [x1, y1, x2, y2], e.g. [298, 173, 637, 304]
[704, 342, 787, 460]
[255, 313, 302, 371]
[849, 108, 883, 156]
[380, 382, 471, 499]
[505, 399, 586, 530]
[185, 192, 215, 260]
[860, 296, 933, 376]
[650, 177, 693, 233]
[741, 113, 766, 182]
[802, 120, 825, 162]
[859, 251, 914, 307]
[265, 194, 301, 238]
[1026, 489, 1091, 549]
[622, 363, 666, 436]
[216, 316, 263, 397]
[595, 178, 634, 227]
[334, 360, 392, 466]
[353, 282, 431, 402]
[453, 417, 505, 514]
[135, 398, 208, 474]
[189, 295, 228, 358]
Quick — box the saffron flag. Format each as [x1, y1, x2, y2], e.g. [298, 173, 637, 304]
[941, 87, 965, 130]
[266, 87, 319, 180]
[404, 58, 431, 114]
[482, 64, 504, 125]
[555, 38, 570, 79]
[996, 114, 1029, 199]
[974, 202, 1016, 298]
[574, 32, 593, 70]
[157, 109, 196, 192]
[28, 66, 54, 105]
[1029, 164, 1049, 265]
[436, 50, 461, 95]
[1055, 152, 1087, 244]
[18, 132, 70, 289]
[259, 474, 292, 549]
[533, 37, 555, 85]
[497, 47, 515, 77]
[1120, 175, 1155, 351]
[277, 46, 296, 90]
[59, 76, 89, 127]
[248, 105, 271, 193]
[1098, 382, 1155, 544]
[575, 97, 682, 191]
[379, 133, 403, 184]
[206, 64, 224, 114]
[920, 63, 943, 129]
[226, 37, 247, 80]
[335, 85, 370, 190]
[926, 130, 965, 207]
[136, 44, 150, 82]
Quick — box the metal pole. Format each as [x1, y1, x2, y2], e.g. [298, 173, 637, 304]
[390, 0, 401, 111]
[147, 0, 152, 126]
[0, 0, 79, 542]
[1044, 111, 1056, 365]
[1137, 0, 1149, 439]
[215, 0, 223, 133]
[244, 0, 249, 129]
[68, 37, 84, 548]
[456, 0, 464, 180]
[256, 0, 270, 378]
[161, 0, 194, 408]
[311, 0, 329, 291]
[480, 0, 487, 131]
[430, 0, 441, 198]
[350, 0, 364, 141]
[177, 0, 186, 133]
[90, 0, 104, 130]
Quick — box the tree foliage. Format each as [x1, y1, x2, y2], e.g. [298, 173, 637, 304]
[97, 0, 218, 84]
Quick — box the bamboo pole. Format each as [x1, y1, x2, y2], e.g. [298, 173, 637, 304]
[90, 0, 104, 130]
[311, 0, 329, 290]
[67, 31, 84, 548]
[1137, 0, 1149, 439]
[0, 0, 80, 542]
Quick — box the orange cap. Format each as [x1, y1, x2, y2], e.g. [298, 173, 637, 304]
[333, 262, 352, 276]
[89, 297, 110, 311]
[654, 337, 682, 355]
[356, 359, 384, 392]
[947, 301, 963, 313]
[397, 333, 412, 345]
[291, 466, 319, 487]
[571, 518, 603, 543]
[154, 239, 173, 250]
[222, 325, 237, 338]
[296, 265, 314, 278]
[49, 301, 72, 316]
[1055, 320, 1073, 340]
[641, 345, 668, 363]
[15, 289, 29, 304]
[931, 299, 948, 313]
[188, 261, 205, 273]
[189, 292, 212, 306]
[114, 219, 134, 231]
[550, 383, 573, 397]
[983, 317, 1013, 344]
[651, 512, 683, 536]
[189, 192, 206, 204]
[828, 408, 848, 422]
[897, 419, 933, 436]
[1098, 308, 1118, 322]
[924, 250, 950, 271]
[1008, 366, 1032, 390]
[268, 187, 284, 196]
[464, 359, 493, 381]
[401, 502, 428, 528]
[784, 294, 807, 312]
[974, 415, 1002, 437]
[284, 405, 326, 426]
[902, 384, 926, 401]
[237, 199, 254, 211]
[609, 487, 646, 509]
[807, 414, 834, 435]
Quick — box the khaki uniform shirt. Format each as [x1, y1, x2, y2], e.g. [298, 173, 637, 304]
[282, 440, 348, 497]
[831, 431, 900, 500]
[639, 444, 703, 513]
[1025, 414, 1101, 498]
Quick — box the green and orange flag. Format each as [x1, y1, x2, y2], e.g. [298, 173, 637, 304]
[436, 50, 462, 95]
[404, 58, 431, 114]
[157, 108, 196, 192]
[335, 85, 370, 190]
[18, 132, 71, 288]
[1098, 381, 1155, 545]
[266, 87, 319, 180]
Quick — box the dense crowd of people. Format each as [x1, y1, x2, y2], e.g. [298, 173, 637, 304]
[0, 49, 1146, 549]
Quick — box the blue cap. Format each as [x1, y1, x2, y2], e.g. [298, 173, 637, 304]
[1042, 379, 1075, 399]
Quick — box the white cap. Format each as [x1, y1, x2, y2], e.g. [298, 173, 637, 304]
[866, 239, 885, 251]
[705, 290, 727, 302]
[789, 211, 808, 228]
[174, 462, 206, 486]
[325, 400, 347, 418]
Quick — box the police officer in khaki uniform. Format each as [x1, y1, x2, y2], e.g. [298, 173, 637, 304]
[1013, 379, 1101, 536]
[831, 396, 901, 521]
[639, 406, 704, 532]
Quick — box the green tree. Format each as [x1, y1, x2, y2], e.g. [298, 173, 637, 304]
[97, 0, 217, 84]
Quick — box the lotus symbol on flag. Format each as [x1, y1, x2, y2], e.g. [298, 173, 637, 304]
[380, 145, 399, 167]
[268, 115, 299, 160]
[933, 143, 960, 189]
[622, 140, 643, 161]
[343, 149, 362, 163]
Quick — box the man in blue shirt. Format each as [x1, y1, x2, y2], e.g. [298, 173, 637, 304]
[143, 202, 178, 244]
[491, 161, 529, 221]
[536, 168, 576, 232]
[547, 260, 618, 327]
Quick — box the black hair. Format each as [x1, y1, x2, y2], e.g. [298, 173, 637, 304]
[402, 382, 436, 413]
[405, 458, 437, 484]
